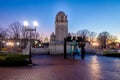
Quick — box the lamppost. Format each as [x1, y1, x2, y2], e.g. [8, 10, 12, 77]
[23, 20, 38, 64]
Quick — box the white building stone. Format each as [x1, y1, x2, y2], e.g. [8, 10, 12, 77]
[51, 11, 68, 42]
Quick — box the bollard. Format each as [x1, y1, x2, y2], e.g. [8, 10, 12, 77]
[64, 38, 67, 59]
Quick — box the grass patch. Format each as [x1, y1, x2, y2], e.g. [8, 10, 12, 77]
[0, 54, 29, 66]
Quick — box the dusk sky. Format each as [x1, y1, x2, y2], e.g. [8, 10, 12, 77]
[0, 0, 120, 38]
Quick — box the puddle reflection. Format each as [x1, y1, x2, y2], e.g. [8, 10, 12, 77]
[89, 56, 102, 79]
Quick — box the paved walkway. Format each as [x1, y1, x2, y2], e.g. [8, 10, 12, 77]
[0, 54, 120, 80]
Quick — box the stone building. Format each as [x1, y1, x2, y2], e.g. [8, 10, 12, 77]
[50, 11, 68, 42]
[50, 32, 55, 42]
[49, 11, 69, 54]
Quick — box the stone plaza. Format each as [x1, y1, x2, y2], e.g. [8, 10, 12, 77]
[0, 54, 120, 80]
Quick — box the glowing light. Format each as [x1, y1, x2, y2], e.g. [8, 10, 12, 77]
[116, 39, 120, 43]
[2, 41, 5, 43]
[92, 42, 99, 46]
[23, 20, 29, 27]
[16, 42, 20, 45]
[33, 21, 38, 27]
[6, 42, 14, 46]
[35, 41, 38, 44]
[6, 43, 9, 46]
[39, 44, 41, 47]
[11, 43, 14, 46]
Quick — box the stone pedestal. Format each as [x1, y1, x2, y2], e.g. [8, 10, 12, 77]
[22, 42, 30, 55]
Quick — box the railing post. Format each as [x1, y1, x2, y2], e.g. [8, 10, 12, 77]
[64, 38, 67, 59]
[81, 42, 85, 59]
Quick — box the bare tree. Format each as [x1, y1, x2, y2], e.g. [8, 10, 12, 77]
[0, 26, 9, 50]
[89, 32, 97, 43]
[21, 26, 40, 48]
[108, 35, 118, 44]
[7, 22, 22, 51]
[77, 29, 97, 43]
[35, 32, 40, 39]
[77, 29, 90, 37]
[0, 27, 8, 39]
[8, 22, 22, 39]
[21, 27, 29, 39]
[20, 27, 30, 48]
[97, 31, 110, 48]
[31, 31, 36, 39]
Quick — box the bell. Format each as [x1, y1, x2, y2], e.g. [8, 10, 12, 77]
[68, 41, 80, 57]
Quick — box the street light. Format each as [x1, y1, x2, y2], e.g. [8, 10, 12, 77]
[33, 21, 38, 39]
[23, 20, 38, 64]
[23, 21, 29, 27]
[33, 21, 39, 27]
[6, 42, 14, 46]
[16, 42, 20, 46]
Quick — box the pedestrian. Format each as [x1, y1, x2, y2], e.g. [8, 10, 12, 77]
[81, 42, 85, 59]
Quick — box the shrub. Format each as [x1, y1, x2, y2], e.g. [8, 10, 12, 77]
[103, 53, 120, 57]
[103, 50, 120, 57]
[0, 54, 29, 66]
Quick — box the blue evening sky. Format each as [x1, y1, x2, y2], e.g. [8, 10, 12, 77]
[0, 0, 120, 38]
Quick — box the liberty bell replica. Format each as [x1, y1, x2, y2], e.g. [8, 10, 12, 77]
[68, 37, 80, 58]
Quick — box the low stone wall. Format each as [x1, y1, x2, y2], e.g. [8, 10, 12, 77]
[23, 44, 103, 55]
[85, 48, 96, 54]
[22, 42, 81, 55]
[29, 44, 71, 54]
[31, 48, 49, 54]
[49, 42, 71, 54]
[85, 48, 103, 55]
[49, 44, 63, 54]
